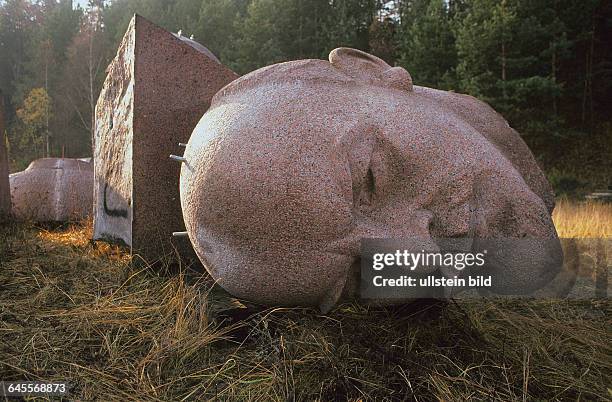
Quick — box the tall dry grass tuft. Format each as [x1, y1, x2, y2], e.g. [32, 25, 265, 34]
[553, 199, 612, 238]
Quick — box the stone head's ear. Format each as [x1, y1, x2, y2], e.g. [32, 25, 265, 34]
[329, 47, 413, 91]
[329, 48, 388, 79]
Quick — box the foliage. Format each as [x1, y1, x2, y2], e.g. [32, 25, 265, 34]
[547, 168, 585, 197]
[15, 87, 51, 157]
[0, 0, 610, 181]
[369, 17, 396, 65]
[397, 0, 458, 88]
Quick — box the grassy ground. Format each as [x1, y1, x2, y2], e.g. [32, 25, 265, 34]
[553, 199, 611, 238]
[0, 202, 610, 401]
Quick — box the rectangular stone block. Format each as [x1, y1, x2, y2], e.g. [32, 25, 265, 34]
[93, 14, 238, 263]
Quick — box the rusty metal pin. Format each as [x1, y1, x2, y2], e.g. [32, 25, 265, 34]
[169, 155, 187, 163]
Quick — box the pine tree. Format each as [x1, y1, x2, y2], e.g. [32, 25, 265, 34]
[195, 0, 249, 64]
[397, 0, 457, 88]
[369, 17, 396, 65]
[231, 0, 333, 74]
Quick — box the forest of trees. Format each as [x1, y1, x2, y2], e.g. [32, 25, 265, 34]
[1, 0, 610, 190]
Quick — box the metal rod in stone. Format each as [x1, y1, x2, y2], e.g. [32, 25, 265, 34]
[172, 231, 189, 237]
[169, 155, 187, 163]
[178, 143, 187, 147]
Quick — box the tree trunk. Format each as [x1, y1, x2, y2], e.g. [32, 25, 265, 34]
[551, 41, 557, 115]
[501, 41, 507, 98]
[45, 50, 50, 158]
[89, 29, 95, 148]
[0, 93, 11, 221]
[582, 49, 588, 124]
[588, 24, 594, 131]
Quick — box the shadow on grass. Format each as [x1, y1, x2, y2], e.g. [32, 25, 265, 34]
[0, 221, 610, 401]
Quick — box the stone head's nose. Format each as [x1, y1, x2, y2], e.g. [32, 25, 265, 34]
[472, 236, 563, 295]
[469, 173, 563, 294]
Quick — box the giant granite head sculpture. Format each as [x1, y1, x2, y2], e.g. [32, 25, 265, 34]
[179, 48, 563, 312]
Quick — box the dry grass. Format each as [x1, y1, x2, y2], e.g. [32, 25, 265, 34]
[553, 199, 612, 238]
[0, 208, 611, 401]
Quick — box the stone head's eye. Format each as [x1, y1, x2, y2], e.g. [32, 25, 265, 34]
[366, 167, 375, 194]
[358, 166, 375, 208]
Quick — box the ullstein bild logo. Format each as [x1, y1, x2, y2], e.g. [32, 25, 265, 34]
[360, 238, 607, 300]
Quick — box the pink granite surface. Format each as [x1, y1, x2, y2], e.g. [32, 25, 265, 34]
[93, 14, 238, 261]
[179, 48, 562, 311]
[10, 158, 93, 222]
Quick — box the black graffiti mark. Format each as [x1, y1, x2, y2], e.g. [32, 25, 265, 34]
[98, 232, 129, 248]
[103, 183, 128, 218]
